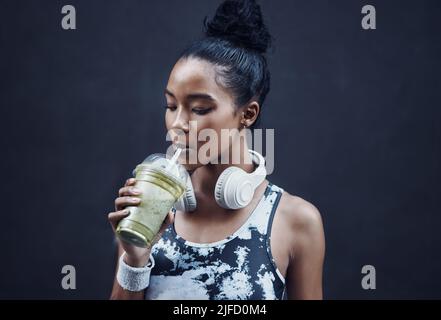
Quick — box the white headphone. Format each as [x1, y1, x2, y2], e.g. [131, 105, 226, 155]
[174, 149, 267, 212]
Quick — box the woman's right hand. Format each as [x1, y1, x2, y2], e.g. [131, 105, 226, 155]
[108, 178, 174, 267]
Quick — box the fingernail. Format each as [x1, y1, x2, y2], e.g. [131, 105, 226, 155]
[123, 209, 130, 214]
[131, 197, 140, 203]
[132, 187, 142, 194]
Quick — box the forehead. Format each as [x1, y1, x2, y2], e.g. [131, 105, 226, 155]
[166, 57, 233, 103]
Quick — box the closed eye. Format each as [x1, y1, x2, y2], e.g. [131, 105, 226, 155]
[192, 108, 212, 115]
[164, 105, 177, 111]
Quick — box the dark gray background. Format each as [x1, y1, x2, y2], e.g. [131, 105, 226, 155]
[1, 0, 440, 299]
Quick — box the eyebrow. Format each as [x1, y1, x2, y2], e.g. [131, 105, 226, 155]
[165, 89, 216, 102]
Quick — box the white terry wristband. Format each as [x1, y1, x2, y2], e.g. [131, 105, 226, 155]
[116, 252, 155, 292]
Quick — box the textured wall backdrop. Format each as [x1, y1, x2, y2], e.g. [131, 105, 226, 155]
[0, 0, 440, 299]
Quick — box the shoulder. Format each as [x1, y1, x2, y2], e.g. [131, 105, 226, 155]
[276, 189, 325, 255]
[277, 190, 323, 232]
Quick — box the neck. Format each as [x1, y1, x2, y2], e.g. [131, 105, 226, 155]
[191, 142, 255, 198]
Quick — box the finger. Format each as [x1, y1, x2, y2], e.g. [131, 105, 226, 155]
[115, 196, 141, 211]
[118, 186, 142, 197]
[124, 178, 136, 187]
[108, 210, 130, 230]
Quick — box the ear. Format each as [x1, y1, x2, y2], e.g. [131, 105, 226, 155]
[241, 101, 260, 128]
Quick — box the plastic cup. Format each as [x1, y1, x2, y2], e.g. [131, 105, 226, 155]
[116, 153, 187, 247]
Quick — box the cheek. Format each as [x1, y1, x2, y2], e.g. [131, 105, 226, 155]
[196, 110, 237, 140]
[206, 107, 238, 130]
[195, 111, 240, 160]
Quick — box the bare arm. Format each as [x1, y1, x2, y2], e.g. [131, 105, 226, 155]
[285, 201, 325, 299]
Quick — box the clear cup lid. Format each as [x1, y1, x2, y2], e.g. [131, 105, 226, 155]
[133, 153, 189, 184]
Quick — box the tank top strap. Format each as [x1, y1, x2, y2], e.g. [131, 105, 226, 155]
[234, 182, 284, 240]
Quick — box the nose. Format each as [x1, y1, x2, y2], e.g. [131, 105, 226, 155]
[171, 107, 190, 133]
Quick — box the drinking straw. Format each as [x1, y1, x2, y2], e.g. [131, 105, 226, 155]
[165, 147, 182, 172]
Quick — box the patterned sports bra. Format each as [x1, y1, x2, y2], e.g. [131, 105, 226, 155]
[145, 182, 286, 300]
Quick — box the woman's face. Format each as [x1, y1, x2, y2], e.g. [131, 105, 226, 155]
[164, 57, 245, 170]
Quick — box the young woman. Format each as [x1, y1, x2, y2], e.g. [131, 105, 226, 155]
[108, 0, 325, 300]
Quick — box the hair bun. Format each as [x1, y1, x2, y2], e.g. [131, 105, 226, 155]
[203, 0, 272, 54]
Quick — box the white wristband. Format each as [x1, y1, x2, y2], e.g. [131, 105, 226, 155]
[116, 252, 155, 292]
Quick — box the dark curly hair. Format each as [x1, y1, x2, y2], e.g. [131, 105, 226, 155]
[179, 0, 273, 129]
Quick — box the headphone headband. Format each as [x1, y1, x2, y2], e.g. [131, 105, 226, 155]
[248, 149, 267, 186]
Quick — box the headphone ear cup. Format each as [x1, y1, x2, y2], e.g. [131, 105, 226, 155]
[215, 166, 252, 210]
[184, 180, 197, 212]
[214, 166, 238, 209]
[174, 176, 197, 212]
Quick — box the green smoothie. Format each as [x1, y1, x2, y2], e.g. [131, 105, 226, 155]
[116, 156, 186, 248]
